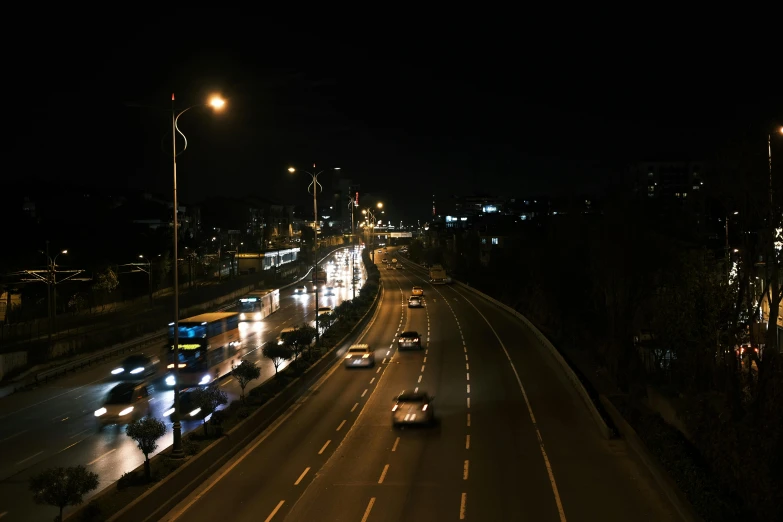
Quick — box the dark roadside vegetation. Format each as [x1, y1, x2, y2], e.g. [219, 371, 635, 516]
[407, 163, 783, 521]
[60, 247, 380, 522]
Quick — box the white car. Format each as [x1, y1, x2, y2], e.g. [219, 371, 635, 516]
[294, 285, 307, 294]
[95, 382, 152, 428]
[317, 306, 334, 316]
[344, 344, 374, 368]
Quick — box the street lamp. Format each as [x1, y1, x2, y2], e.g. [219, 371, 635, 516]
[288, 164, 340, 346]
[170, 93, 225, 459]
[139, 255, 152, 303]
[50, 248, 67, 335]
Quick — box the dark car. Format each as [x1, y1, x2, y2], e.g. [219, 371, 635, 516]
[398, 331, 422, 350]
[163, 388, 210, 423]
[392, 390, 434, 427]
[111, 354, 159, 379]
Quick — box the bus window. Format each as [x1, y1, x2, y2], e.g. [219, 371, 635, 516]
[226, 315, 239, 331]
[209, 347, 226, 367]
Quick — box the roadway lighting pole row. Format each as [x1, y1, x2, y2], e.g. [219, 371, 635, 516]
[170, 93, 225, 459]
[288, 165, 340, 346]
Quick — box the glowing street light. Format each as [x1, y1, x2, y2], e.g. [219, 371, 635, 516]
[169, 93, 226, 459]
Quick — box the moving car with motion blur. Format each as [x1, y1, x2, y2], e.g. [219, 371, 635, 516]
[412, 286, 424, 296]
[392, 390, 434, 427]
[344, 344, 374, 368]
[324, 286, 335, 296]
[317, 306, 334, 316]
[95, 382, 152, 429]
[398, 331, 422, 350]
[386, 264, 395, 270]
[163, 387, 208, 423]
[408, 295, 422, 308]
[294, 285, 307, 294]
[111, 353, 159, 379]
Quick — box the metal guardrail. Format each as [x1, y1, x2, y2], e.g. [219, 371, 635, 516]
[34, 331, 166, 384]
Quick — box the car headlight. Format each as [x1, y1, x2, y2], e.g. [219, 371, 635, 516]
[130, 367, 144, 375]
[111, 368, 124, 375]
[94, 407, 107, 417]
[189, 408, 201, 417]
[240, 313, 246, 320]
[199, 374, 211, 385]
[166, 375, 176, 386]
[119, 406, 134, 416]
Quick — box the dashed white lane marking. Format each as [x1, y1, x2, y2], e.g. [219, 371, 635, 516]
[88, 449, 116, 465]
[370, 377, 376, 384]
[467, 373, 470, 381]
[466, 434, 470, 449]
[336, 420, 346, 431]
[16, 451, 43, 466]
[465, 354, 469, 361]
[467, 398, 471, 408]
[423, 357, 427, 363]
[378, 464, 390, 484]
[318, 440, 331, 454]
[417, 375, 422, 383]
[421, 365, 425, 372]
[463, 460, 469, 480]
[0, 429, 28, 443]
[466, 363, 469, 370]
[386, 350, 391, 356]
[220, 378, 233, 387]
[294, 467, 310, 485]
[376, 367, 381, 373]
[467, 413, 471, 427]
[467, 384, 471, 394]
[351, 403, 359, 412]
[460, 493, 467, 520]
[360, 498, 376, 522]
[392, 437, 400, 452]
[263, 500, 285, 522]
[361, 389, 368, 397]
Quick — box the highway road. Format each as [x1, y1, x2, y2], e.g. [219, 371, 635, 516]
[0, 247, 363, 522]
[159, 246, 680, 522]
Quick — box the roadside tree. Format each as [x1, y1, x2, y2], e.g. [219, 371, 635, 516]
[125, 416, 166, 481]
[29, 465, 99, 522]
[231, 359, 261, 402]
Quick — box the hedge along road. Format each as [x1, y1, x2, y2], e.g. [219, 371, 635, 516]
[0, 248, 361, 522]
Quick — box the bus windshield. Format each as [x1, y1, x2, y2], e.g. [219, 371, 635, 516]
[170, 324, 206, 339]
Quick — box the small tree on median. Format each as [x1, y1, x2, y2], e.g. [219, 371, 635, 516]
[263, 341, 291, 376]
[293, 325, 318, 359]
[126, 416, 166, 481]
[191, 385, 228, 436]
[231, 359, 261, 403]
[29, 465, 99, 522]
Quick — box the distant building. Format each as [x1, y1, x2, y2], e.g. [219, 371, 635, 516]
[631, 161, 705, 202]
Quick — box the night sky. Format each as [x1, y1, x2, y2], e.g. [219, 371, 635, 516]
[10, 15, 780, 223]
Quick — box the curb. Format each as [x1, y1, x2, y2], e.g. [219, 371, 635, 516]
[599, 395, 701, 522]
[66, 248, 378, 522]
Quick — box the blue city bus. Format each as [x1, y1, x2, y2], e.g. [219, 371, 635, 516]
[165, 312, 241, 387]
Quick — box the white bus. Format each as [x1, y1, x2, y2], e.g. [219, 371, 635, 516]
[238, 289, 280, 322]
[165, 312, 242, 387]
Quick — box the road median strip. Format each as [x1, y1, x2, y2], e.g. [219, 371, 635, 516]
[65, 247, 381, 522]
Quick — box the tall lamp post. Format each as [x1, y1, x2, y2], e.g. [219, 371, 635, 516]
[49, 247, 68, 336]
[288, 164, 340, 346]
[138, 255, 152, 304]
[170, 93, 225, 458]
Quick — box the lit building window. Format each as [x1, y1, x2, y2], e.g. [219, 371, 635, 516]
[481, 238, 487, 244]
[492, 237, 499, 245]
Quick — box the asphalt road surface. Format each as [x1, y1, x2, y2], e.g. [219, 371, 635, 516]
[158, 247, 680, 522]
[0, 247, 363, 522]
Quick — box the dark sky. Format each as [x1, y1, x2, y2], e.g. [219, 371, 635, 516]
[10, 15, 780, 224]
